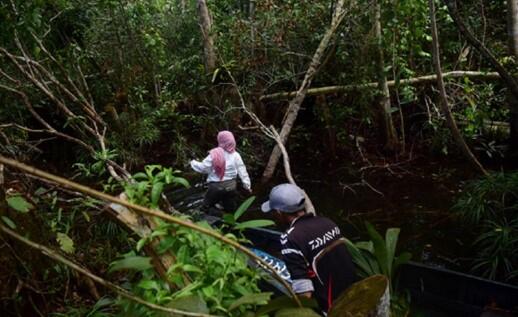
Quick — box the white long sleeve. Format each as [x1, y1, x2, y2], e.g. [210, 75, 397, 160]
[190, 152, 251, 190]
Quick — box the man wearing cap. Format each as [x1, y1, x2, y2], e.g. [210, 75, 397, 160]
[262, 183, 357, 313]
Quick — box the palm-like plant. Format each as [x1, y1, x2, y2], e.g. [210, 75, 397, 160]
[345, 222, 411, 292]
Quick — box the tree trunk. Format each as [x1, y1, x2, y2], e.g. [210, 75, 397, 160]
[508, 0, 518, 149]
[374, 1, 398, 151]
[316, 95, 337, 159]
[429, 0, 488, 176]
[261, 0, 348, 183]
[260, 71, 500, 102]
[197, 0, 217, 73]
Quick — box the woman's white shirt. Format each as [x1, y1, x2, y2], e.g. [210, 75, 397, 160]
[190, 151, 251, 190]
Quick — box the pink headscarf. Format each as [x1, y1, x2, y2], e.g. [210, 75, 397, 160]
[209, 131, 236, 180]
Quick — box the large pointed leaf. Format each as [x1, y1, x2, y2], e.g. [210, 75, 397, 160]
[56, 232, 75, 254]
[365, 222, 389, 276]
[108, 256, 153, 272]
[234, 196, 255, 221]
[328, 275, 389, 317]
[173, 177, 190, 188]
[393, 252, 412, 273]
[229, 292, 272, 311]
[355, 241, 374, 253]
[1, 216, 16, 229]
[385, 228, 400, 277]
[150, 181, 164, 209]
[345, 239, 376, 277]
[7, 196, 33, 213]
[167, 295, 209, 314]
[235, 219, 274, 230]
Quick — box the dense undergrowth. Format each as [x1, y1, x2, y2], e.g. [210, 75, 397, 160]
[1, 0, 517, 315]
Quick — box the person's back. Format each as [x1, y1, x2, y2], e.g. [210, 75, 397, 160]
[281, 214, 357, 312]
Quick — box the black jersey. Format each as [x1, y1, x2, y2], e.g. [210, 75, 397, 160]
[280, 214, 357, 313]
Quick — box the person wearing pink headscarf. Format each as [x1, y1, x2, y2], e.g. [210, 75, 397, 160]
[190, 131, 251, 214]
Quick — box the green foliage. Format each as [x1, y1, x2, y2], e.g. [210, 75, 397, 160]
[109, 254, 153, 272]
[117, 217, 269, 316]
[222, 196, 275, 230]
[124, 165, 189, 209]
[56, 232, 75, 254]
[454, 172, 518, 281]
[345, 223, 411, 315]
[345, 222, 411, 291]
[6, 195, 33, 213]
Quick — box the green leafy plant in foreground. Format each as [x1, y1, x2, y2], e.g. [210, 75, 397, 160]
[124, 164, 189, 209]
[222, 196, 275, 231]
[345, 222, 412, 316]
[111, 168, 273, 316]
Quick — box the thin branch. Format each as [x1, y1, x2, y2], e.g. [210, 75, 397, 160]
[0, 84, 95, 153]
[0, 224, 218, 317]
[226, 70, 316, 215]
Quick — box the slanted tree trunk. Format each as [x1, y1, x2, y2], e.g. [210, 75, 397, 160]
[429, 0, 488, 176]
[197, 0, 217, 73]
[374, 0, 398, 151]
[508, 0, 518, 149]
[261, 0, 348, 183]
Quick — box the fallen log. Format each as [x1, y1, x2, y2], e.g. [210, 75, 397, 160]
[260, 71, 500, 102]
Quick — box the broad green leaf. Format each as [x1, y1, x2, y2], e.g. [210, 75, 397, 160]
[181, 264, 203, 274]
[1, 216, 16, 229]
[206, 245, 223, 264]
[234, 196, 255, 221]
[235, 219, 274, 230]
[150, 181, 164, 209]
[132, 172, 148, 180]
[138, 280, 159, 291]
[7, 196, 33, 213]
[173, 177, 190, 188]
[156, 236, 175, 253]
[355, 241, 374, 253]
[345, 239, 376, 277]
[393, 252, 412, 272]
[136, 237, 148, 252]
[56, 232, 75, 254]
[223, 213, 236, 224]
[109, 256, 153, 272]
[167, 295, 209, 314]
[365, 222, 389, 277]
[385, 228, 400, 277]
[229, 292, 272, 311]
[275, 308, 321, 317]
